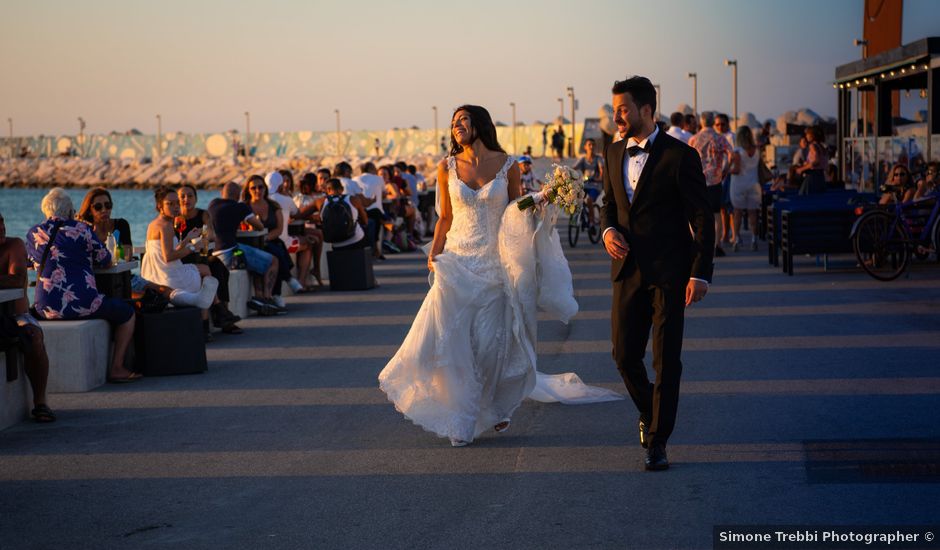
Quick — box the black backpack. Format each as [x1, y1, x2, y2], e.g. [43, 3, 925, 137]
[321, 195, 357, 242]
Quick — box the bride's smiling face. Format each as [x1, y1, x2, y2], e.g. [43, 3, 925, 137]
[452, 110, 474, 146]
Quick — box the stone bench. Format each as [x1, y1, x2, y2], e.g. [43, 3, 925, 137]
[39, 319, 111, 393]
[1, 351, 30, 431]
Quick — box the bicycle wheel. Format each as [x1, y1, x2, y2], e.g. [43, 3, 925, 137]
[852, 211, 911, 281]
[588, 204, 602, 244]
[568, 212, 580, 247]
[931, 217, 940, 263]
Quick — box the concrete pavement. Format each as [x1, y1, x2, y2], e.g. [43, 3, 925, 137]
[1, 238, 939, 549]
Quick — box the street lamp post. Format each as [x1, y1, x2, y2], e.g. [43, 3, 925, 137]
[244, 111, 251, 157]
[509, 102, 516, 154]
[687, 73, 698, 116]
[854, 39, 870, 139]
[432, 106, 438, 154]
[77, 117, 86, 157]
[653, 84, 661, 122]
[566, 87, 576, 157]
[155, 114, 162, 160]
[334, 109, 341, 156]
[724, 59, 738, 131]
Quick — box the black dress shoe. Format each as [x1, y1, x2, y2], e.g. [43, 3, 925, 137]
[638, 418, 649, 449]
[645, 444, 669, 471]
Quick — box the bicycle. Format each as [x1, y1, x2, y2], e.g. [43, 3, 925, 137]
[568, 196, 602, 248]
[850, 185, 940, 281]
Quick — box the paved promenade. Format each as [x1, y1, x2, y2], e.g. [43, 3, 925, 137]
[1, 239, 939, 549]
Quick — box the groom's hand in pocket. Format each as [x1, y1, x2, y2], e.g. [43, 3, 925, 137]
[603, 229, 629, 260]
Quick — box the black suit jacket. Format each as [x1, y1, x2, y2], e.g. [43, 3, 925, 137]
[601, 131, 715, 286]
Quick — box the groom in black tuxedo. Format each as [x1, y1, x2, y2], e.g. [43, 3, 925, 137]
[600, 76, 715, 471]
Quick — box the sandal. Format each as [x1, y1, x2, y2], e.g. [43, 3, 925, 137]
[108, 372, 143, 384]
[31, 404, 56, 423]
[221, 323, 243, 334]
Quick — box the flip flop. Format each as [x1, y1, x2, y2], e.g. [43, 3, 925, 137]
[31, 404, 57, 423]
[107, 372, 143, 384]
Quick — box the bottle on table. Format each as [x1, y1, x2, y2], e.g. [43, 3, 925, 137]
[200, 227, 209, 258]
[105, 231, 118, 266]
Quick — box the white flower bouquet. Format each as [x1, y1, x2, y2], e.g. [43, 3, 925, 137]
[517, 164, 584, 214]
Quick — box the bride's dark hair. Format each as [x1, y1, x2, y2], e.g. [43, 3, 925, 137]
[449, 105, 505, 156]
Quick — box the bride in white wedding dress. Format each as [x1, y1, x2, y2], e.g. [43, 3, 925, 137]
[378, 105, 621, 447]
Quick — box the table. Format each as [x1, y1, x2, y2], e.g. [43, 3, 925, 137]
[94, 261, 138, 300]
[236, 230, 266, 250]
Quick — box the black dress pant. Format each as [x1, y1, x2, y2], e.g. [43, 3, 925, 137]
[611, 267, 687, 446]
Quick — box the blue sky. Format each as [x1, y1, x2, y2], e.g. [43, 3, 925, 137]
[1, 0, 938, 136]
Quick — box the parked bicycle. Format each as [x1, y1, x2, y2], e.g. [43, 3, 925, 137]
[568, 196, 602, 248]
[850, 185, 940, 281]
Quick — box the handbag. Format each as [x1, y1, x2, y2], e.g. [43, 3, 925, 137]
[29, 220, 64, 318]
[135, 287, 169, 314]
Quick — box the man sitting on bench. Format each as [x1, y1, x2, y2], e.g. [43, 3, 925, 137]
[0, 211, 54, 422]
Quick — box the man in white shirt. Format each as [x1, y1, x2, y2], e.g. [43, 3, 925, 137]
[665, 112, 692, 143]
[355, 162, 388, 259]
[334, 161, 363, 197]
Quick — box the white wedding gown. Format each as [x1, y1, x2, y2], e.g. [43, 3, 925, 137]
[378, 155, 621, 444]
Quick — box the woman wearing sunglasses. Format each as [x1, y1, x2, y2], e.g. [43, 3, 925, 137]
[879, 163, 917, 205]
[77, 188, 132, 251]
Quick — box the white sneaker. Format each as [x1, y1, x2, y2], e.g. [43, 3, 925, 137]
[273, 295, 286, 309]
[288, 277, 303, 293]
[196, 277, 219, 309]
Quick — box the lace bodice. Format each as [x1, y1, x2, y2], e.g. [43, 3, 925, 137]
[443, 155, 514, 276]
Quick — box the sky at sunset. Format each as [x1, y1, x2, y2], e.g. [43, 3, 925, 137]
[2, 0, 939, 136]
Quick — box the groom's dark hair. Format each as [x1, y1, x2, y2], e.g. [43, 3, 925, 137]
[612, 76, 657, 119]
[450, 105, 506, 156]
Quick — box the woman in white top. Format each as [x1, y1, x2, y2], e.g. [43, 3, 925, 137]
[142, 187, 219, 336]
[728, 126, 762, 251]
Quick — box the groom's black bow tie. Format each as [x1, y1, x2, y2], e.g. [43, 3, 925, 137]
[627, 141, 651, 157]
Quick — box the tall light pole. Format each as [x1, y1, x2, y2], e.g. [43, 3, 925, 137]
[77, 117, 86, 157]
[854, 39, 869, 138]
[687, 73, 698, 116]
[567, 87, 576, 157]
[155, 114, 162, 160]
[6, 118, 11, 159]
[334, 109, 341, 156]
[653, 84, 661, 122]
[724, 59, 738, 131]
[432, 105, 438, 154]
[509, 102, 516, 154]
[243, 111, 251, 157]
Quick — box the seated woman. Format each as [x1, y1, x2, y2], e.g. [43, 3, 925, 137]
[25, 189, 139, 383]
[241, 175, 290, 312]
[0, 209, 54, 420]
[879, 163, 917, 205]
[293, 172, 326, 289]
[176, 184, 241, 333]
[913, 162, 939, 200]
[77, 187, 132, 252]
[141, 186, 219, 342]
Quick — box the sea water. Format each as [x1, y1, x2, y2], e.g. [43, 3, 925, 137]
[1, 188, 221, 245]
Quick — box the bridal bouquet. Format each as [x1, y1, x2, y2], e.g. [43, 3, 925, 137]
[517, 164, 584, 214]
